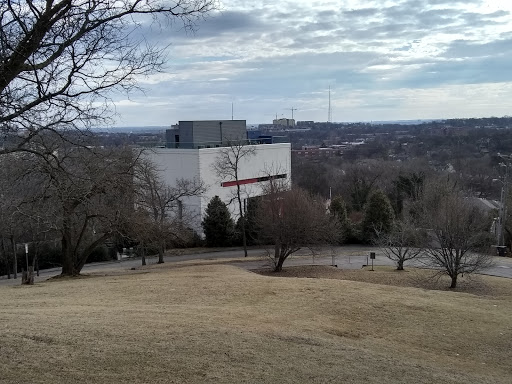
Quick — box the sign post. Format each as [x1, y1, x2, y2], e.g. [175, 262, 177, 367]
[370, 252, 376, 271]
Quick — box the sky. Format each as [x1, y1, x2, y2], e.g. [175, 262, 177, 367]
[112, 0, 512, 126]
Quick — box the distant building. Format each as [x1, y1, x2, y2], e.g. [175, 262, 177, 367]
[148, 144, 291, 235]
[151, 120, 291, 235]
[292, 146, 342, 159]
[273, 118, 295, 128]
[166, 120, 247, 148]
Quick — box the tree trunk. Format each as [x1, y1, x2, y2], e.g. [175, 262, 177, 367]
[274, 244, 285, 272]
[141, 243, 146, 266]
[61, 261, 79, 276]
[11, 236, 17, 279]
[1, 237, 10, 279]
[241, 218, 248, 257]
[237, 187, 248, 257]
[157, 242, 164, 264]
[450, 274, 458, 289]
[61, 236, 78, 276]
[27, 266, 34, 284]
[60, 209, 77, 276]
[274, 243, 279, 267]
[21, 267, 34, 285]
[274, 256, 285, 272]
[397, 260, 404, 270]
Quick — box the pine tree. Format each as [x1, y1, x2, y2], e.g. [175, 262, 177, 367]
[235, 198, 261, 246]
[202, 196, 235, 247]
[329, 196, 350, 243]
[362, 189, 394, 242]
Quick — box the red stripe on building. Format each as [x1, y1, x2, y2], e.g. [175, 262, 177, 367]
[221, 177, 259, 187]
[221, 173, 287, 187]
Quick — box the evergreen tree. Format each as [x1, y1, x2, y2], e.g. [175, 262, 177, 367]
[202, 196, 234, 247]
[362, 189, 394, 242]
[329, 196, 351, 243]
[235, 198, 261, 246]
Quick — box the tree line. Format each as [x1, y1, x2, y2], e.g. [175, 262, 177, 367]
[0, 0, 218, 281]
[0, 133, 207, 280]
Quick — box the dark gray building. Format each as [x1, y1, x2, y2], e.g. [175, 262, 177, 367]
[166, 120, 247, 148]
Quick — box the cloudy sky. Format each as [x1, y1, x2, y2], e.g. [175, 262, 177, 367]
[113, 0, 512, 126]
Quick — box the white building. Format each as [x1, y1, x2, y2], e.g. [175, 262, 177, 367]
[147, 142, 291, 234]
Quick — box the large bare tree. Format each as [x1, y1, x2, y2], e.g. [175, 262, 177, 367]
[258, 178, 339, 272]
[0, 0, 216, 154]
[213, 141, 255, 257]
[13, 133, 139, 276]
[421, 181, 493, 288]
[133, 157, 205, 264]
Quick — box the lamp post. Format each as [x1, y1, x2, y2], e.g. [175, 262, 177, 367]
[496, 154, 511, 255]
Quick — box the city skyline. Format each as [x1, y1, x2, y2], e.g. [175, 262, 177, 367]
[112, 0, 512, 126]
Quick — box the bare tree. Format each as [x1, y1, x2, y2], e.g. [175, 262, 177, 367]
[133, 157, 205, 264]
[375, 219, 425, 270]
[258, 178, 339, 272]
[213, 141, 255, 257]
[0, 150, 62, 281]
[0, 153, 35, 279]
[421, 182, 493, 288]
[15, 134, 139, 276]
[0, 0, 216, 155]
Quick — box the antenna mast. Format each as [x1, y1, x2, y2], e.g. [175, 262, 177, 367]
[328, 86, 332, 123]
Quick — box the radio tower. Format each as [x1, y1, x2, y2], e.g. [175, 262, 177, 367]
[328, 85, 332, 123]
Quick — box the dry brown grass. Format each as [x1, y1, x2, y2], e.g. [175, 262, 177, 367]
[256, 265, 512, 296]
[1, 264, 511, 383]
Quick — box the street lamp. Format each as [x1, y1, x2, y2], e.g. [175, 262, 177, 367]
[495, 154, 512, 256]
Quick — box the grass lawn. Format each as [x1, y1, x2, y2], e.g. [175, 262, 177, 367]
[1, 264, 511, 383]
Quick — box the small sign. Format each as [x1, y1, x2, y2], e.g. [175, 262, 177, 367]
[370, 252, 376, 260]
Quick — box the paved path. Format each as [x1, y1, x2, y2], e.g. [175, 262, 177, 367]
[1, 246, 512, 286]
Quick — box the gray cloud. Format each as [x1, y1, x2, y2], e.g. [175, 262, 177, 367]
[193, 10, 264, 36]
[113, 0, 512, 124]
[443, 38, 512, 58]
[343, 8, 380, 18]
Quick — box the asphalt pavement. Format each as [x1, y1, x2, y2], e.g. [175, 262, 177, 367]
[1, 245, 512, 286]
